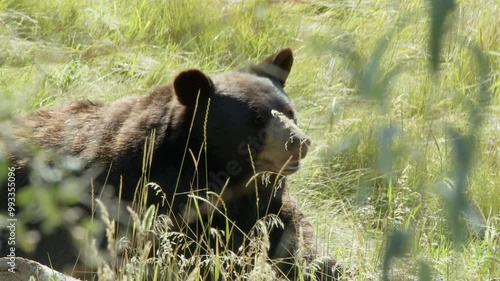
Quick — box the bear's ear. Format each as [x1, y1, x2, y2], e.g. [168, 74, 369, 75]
[253, 48, 294, 86]
[174, 69, 214, 106]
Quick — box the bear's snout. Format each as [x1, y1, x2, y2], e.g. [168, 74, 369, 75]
[288, 132, 311, 160]
[255, 112, 311, 175]
[299, 134, 311, 159]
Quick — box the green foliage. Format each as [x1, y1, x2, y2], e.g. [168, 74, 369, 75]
[1, 0, 499, 280]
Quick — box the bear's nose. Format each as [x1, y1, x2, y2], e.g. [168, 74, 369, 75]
[302, 136, 312, 147]
[299, 136, 311, 159]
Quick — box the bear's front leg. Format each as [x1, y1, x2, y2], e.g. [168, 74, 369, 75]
[268, 190, 343, 281]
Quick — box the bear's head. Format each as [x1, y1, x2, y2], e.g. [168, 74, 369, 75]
[172, 48, 310, 190]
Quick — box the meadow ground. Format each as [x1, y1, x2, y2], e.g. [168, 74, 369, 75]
[0, 0, 499, 280]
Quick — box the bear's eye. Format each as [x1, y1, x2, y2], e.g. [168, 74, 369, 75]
[253, 115, 264, 127]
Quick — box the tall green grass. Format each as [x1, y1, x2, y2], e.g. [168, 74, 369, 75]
[1, 0, 498, 280]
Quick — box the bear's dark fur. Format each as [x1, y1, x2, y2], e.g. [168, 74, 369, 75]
[1, 48, 342, 280]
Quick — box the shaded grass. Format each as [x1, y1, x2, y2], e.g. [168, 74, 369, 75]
[0, 0, 499, 280]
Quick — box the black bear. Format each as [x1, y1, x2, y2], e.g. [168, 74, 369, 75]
[1, 48, 342, 280]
